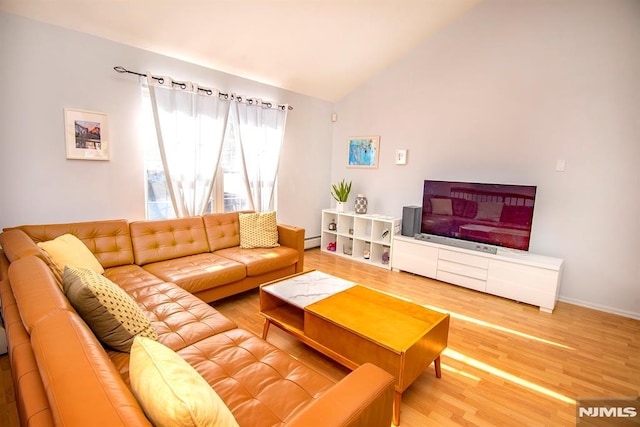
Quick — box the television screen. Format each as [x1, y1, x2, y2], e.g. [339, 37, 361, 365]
[421, 180, 537, 251]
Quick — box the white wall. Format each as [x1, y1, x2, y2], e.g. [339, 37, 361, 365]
[2, 2, 638, 319]
[0, 13, 333, 238]
[332, 0, 640, 318]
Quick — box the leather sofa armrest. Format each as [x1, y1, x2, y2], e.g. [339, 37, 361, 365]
[285, 363, 395, 427]
[277, 224, 305, 273]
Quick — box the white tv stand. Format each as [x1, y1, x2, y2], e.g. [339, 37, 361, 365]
[391, 234, 563, 313]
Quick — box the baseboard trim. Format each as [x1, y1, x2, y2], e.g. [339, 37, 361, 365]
[558, 296, 640, 320]
[304, 236, 321, 250]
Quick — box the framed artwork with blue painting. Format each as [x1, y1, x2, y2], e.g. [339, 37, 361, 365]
[347, 136, 379, 169]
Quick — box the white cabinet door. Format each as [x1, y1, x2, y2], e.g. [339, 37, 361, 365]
[487, 259, 559, 311]
[392, 238, 438, 278]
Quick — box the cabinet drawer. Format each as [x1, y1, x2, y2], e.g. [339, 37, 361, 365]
[439, 249, 489, 269]
[437, 259, 488, 281]
[437, 271, 486, 292]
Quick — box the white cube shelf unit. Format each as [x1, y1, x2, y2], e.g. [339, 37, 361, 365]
[321, 209, 401, 269]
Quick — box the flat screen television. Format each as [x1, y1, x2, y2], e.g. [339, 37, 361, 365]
[421, 180, 537, 251]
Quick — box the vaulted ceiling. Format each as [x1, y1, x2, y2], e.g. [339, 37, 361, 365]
[0, 0, 481, 102]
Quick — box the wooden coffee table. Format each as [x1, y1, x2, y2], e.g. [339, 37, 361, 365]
[259, 270, 450, 425]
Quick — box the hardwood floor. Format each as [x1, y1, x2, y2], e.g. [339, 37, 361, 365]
[1, 248, 638, 426]
[214, 249, 640, 426]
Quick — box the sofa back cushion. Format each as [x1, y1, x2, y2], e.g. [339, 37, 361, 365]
[12, 219, 134, 268]
[8, 255, 74, 334]
[202, 212, 242, 251]
[130, 217, 210, 265]
[0, 229, 47, 263]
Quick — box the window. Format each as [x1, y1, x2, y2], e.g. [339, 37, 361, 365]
[214, 119, 251, 213]
[142, 83, 288, 219]
[142, 87, 251, 218]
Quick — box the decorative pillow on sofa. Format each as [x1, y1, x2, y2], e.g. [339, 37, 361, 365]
[38, 233, 104, 275]
[238, 212, 280, 249]
[431, 198, 453, 216]
[475, 202, 504, 222]
[130, 336, 239, 427]
[62, 265, 157, 352]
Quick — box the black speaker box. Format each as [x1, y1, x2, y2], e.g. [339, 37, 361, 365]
[401, 206, 422, 237]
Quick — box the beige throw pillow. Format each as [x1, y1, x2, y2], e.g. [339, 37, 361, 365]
[431, 198, 453, 216]
[38, 233, 104, 275]
[130, 336, 239, 427]
[239, 212, 280, 249]
[63, 265, 157, 352]
[475, 202, 504, 222]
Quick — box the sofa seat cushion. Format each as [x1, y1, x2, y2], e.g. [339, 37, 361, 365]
[127, 282, 237, 351]
[104, 265, 165, 293]
[142, 253, 246, 294]
[177, 328, 334, 427]
[214, 246, 299, 277]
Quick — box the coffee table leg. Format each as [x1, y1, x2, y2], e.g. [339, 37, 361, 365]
[434, 355, 442, 378]
[393, 391, 402, 425]
[262, 319, 271, 339]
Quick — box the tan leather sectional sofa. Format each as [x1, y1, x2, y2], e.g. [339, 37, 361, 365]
[0, 213, 395, 426]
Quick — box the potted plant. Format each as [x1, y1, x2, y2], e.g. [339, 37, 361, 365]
[331, 179, 352, 212]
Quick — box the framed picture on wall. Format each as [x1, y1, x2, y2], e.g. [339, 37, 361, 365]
[347, 135, 379, 169]
[64, 108, 110, 160]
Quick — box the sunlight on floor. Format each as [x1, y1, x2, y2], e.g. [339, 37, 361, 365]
[442, 363, 481, 381]
[370, 287, 576, 405]
[444, 348, 576, 404]
[422, 304, 573, 350]
[372, 288, 572, 350]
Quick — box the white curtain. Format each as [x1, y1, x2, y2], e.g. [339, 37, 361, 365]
[231, 100, 288, 212]
[146, 76, 230, 217]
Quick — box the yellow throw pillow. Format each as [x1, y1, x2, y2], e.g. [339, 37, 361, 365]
[37, 233, 104, 275]
[130, 336, 239, 427]
[63, 265, 157, 352]
[238, 212, 280, 249]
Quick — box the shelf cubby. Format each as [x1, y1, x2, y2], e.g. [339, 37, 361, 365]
[321, 209, 401, 270]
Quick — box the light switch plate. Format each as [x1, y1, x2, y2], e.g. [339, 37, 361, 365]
[395, 149, 407, 165]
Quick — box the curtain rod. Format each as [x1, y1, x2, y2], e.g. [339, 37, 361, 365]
[113, 66, 293, 111]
